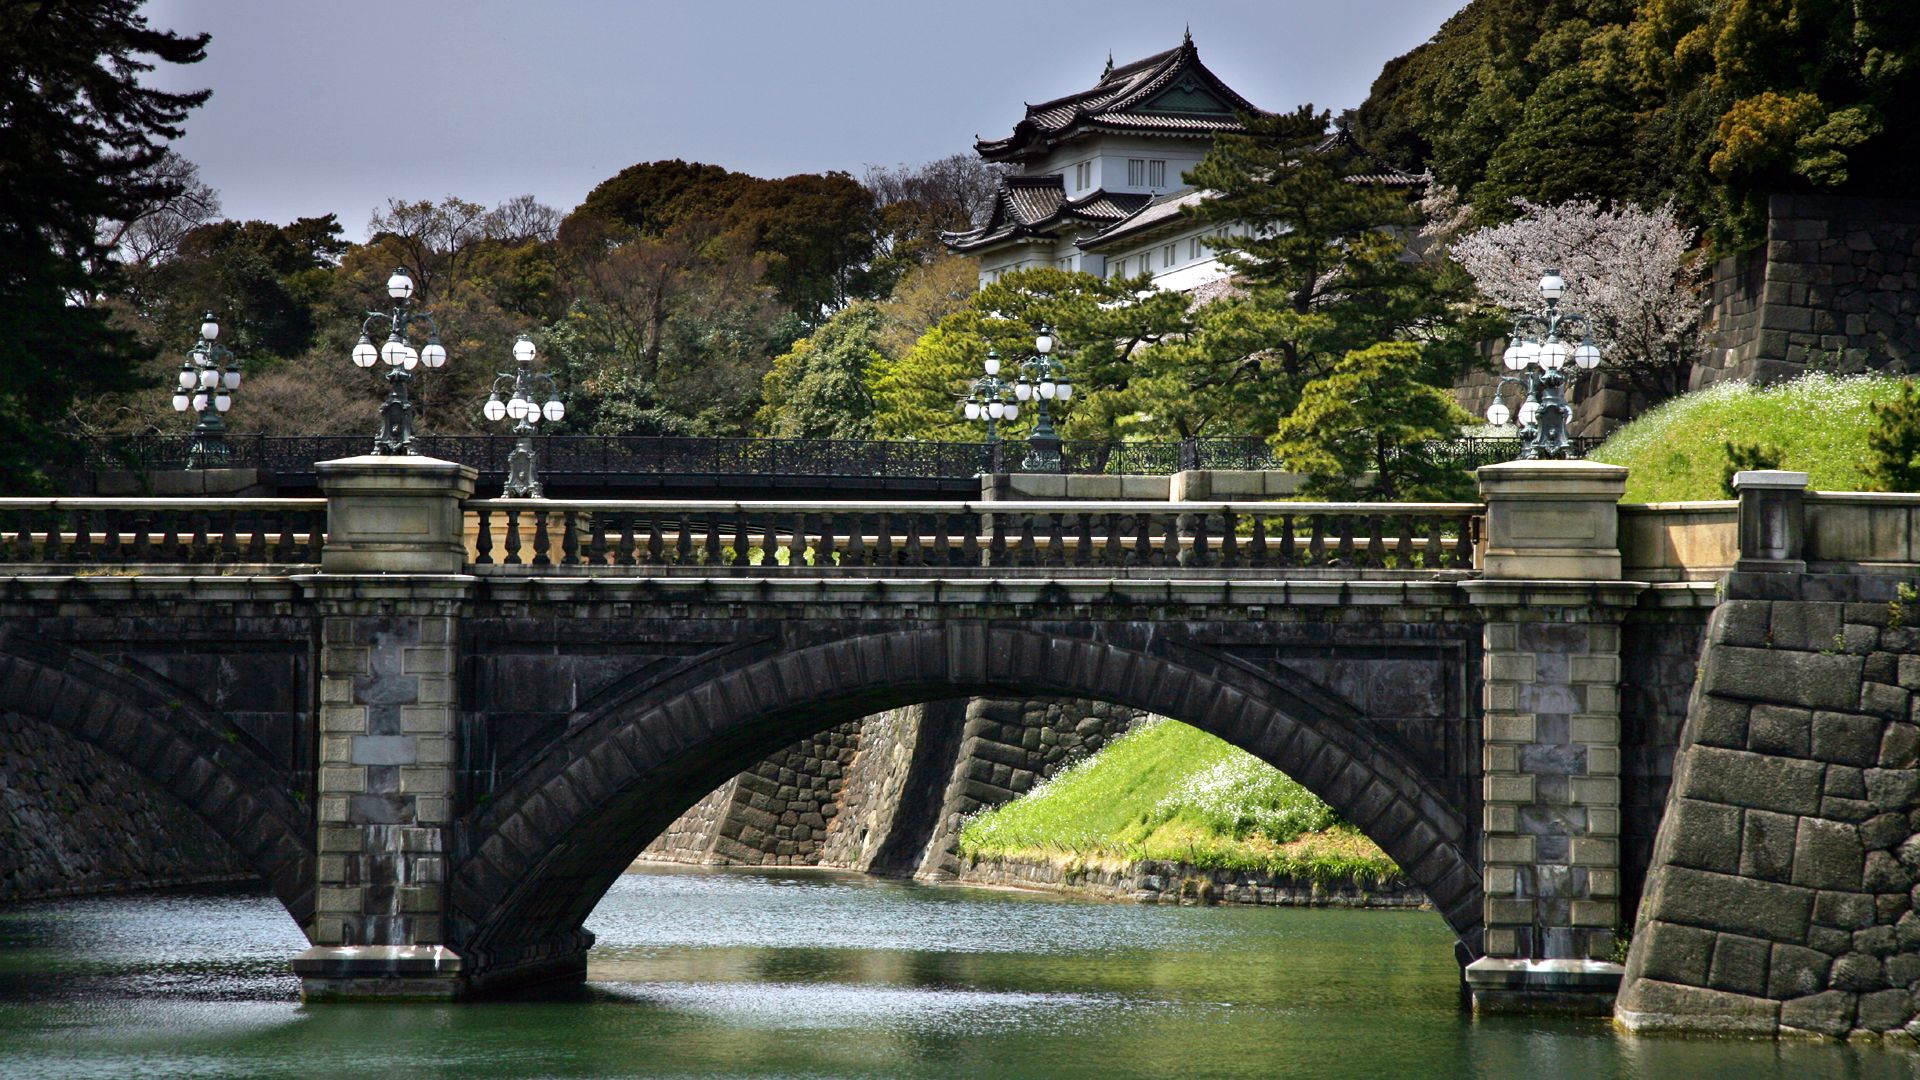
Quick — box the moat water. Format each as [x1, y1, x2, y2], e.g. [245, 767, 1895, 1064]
[0, 866, 1914, 1079]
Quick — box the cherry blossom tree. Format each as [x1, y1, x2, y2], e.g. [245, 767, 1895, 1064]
[1450, 197, 1703, 399]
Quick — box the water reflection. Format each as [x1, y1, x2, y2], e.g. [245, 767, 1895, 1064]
[0, 867, 1915, 1079]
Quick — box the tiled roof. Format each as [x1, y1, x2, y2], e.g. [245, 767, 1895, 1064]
[975, 36, 1263, 163]
[943, 177, 1152, 253]
[1080, 187, 1214, 251]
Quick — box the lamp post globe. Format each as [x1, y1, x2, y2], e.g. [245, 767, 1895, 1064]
[172, 312, 242, 470]
[960, 345, 1017, 474]
[351, 266, 446, 455]
[487, 333, 565, 498]
[1018, 323, 1066, 472]
[1482, 267, 1605, 460]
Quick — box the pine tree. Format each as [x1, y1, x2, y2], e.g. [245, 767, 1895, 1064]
[1271, 342, 1476, 501]
[1869, 380, 1920, 492]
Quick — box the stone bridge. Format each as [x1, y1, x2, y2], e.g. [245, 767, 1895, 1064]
[7, 455, 1887, 1026]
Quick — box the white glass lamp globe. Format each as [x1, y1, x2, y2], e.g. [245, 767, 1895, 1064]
[1057, 380, 1073, 401]
[420, 340, 447, 368]
[1540, 341, 1571, 369]
[963, 400, 981, 420]
[1516, 339, 1542, 366]
[380, 338, 406, 366]
[401, 346, 419, 371]
[386, 268, 415, 300]
[1518, 400, 1541, 426]
[1574, 341, 1602, 369]
[983, 351, 1001, 376]
[214, 392, 231, 413]
[1486, 400, 1512, 426]
[1005, 403, 1020, 421]
[513, 335, 536, 363]
[199, 315, 219, 341]
[542, 399, 565, 423]
[1502, 343, 1527, 371]
[177, 368, 195, 389]
[484, 397, 507, 422]
[352, 336, 378, 368]
[1036, 329, 1054, 355]
[986, 400, 1005, 419]
[1015, 379, 1032, 401]
[507, 395, 529, 420]
[223, 368, 241, 390]
[171, 392, 189, 412]
[191, 393, 209, 412]
[524, 406, 540, 425]
[1038, 379, 1057, 400]
[1539, 270, 1566, 300]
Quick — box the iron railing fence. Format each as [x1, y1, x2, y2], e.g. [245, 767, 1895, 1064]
[71, 433, 1602, 482]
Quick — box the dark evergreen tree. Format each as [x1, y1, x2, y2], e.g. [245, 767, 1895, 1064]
[1869, 382, 1920, 492]
[0, 0, 208, 486]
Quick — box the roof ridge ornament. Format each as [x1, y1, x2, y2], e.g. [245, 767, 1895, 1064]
[1103, 51, 1113, 78]
[1184, 24, 1192, 46]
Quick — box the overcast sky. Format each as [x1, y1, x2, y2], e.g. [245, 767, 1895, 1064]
[140, 0, 1462, 238]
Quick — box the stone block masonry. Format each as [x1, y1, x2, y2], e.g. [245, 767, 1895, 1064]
[1618, 585, 1920, 1039]
[0, 715, 250, 900]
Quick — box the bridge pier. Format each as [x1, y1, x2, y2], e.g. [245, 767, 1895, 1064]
[1464, 460, 1636, 1013]
[289, 456, 516, 1000]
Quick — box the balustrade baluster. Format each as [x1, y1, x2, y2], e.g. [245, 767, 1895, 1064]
[961, 513, 981, 566]
[646, 517, 664, 564]
[1221, 511, 1240, 568]
[190, 512, 211, 563]
[843, 512, 866, 566]
[1307, 516, 1324, 565]
[1456, 515, 1477, 568]
[270, 511, 295, 564]
[71, 510, 93, 562]
[1134, 513, 1151, 566]
[1046, 514, 1066, 566]
[1335, 517, 1355, 566]
[245, 513, 267, 561]
[989, 512, 1008, 567]
[0, 511, 18, 562]
[132, 511, 153, 563]
[473, 509, 494, 565]
[532, 511, 553, 567]
[1016, 514, 1037, 567]
[703, 515, 723, 566]
[932, 513, 951, 567]
[1188, 511, 1209, 567]
[102, 510, 127, 561]
[1103, 513, 1122, 567]
[759, 515, 779, 568]
[562, 511, 581, 566]
[308, 509, 326, 562]
[618, 518, 637, 567]
[504, 511, 523, 565]
[1074, 513, 1092, 567]
[1425, 517, 1445, 569]
[1250, 514, 1269, 568]
[732, 512, 751, 568]
[676, 514, 694, 565]
[590, 515, 608, 566]
[219, 512, 241, 563]
[875, 513, 893, 566]
[1365, 515, 1385, 568]
[903, 515, 924, 567]
[818, 513, 838, 567]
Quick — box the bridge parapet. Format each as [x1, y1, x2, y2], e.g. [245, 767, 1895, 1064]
[461, 499, 1484, 575]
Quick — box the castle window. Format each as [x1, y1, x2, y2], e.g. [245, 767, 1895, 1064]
[1163, 243, 1177, 267]
[1074, 161, 1091, 190]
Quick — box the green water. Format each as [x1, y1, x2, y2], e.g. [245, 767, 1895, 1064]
[0, 866, 1914, 1079]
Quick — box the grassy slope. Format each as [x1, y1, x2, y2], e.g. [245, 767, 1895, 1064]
[1590, 373, 1904, 502]
[957, 718, 1400, 885]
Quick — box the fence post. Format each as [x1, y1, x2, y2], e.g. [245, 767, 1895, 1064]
[1730, 469, 1807, 573]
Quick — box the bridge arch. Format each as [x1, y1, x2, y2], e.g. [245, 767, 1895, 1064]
[0, 626, 315, 925]
[451, 624, 1482, 970]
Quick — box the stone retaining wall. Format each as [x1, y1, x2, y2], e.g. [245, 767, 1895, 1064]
[1618, 581, 1920, 1038]
[955, 854, 1430, 909]
[1, 715, 251, 900]
[640, 722, 861, 866]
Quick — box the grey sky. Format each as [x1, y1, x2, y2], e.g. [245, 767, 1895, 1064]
[141, 0, 1462, 239]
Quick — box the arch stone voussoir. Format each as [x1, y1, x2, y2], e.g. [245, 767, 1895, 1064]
[454, 624, 1482, 974]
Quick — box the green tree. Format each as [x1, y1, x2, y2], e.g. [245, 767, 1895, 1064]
[1271, 342, 1477, 501]
[1869, 380, 1920, 492]
[0, 0, 209, 484]
[757, 303, 882, 439]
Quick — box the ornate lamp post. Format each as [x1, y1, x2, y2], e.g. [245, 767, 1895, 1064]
[482, 334, 566, 498]
[349, 266, 448, 455]
[1485, 269, 1603, 459]
[961, 345, 1020, 474]
[1013, 324, 1072, 472]
[170, 312, 243, 469]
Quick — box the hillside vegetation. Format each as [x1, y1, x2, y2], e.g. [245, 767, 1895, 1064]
[1591, 374, 1905, 502]
[957, 718, 1400, 885]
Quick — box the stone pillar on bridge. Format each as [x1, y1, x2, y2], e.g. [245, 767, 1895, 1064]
[291, 455, 477, 1000]
[1464, 459, 1640, 1014]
